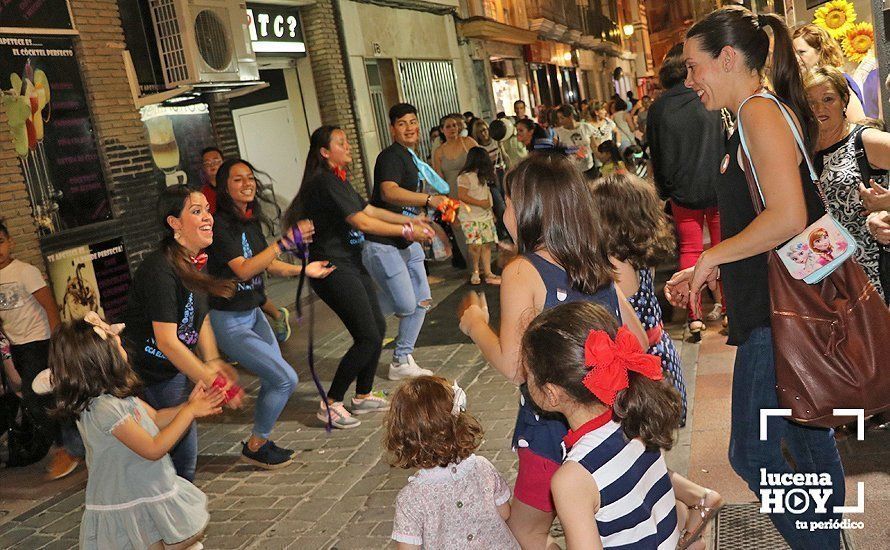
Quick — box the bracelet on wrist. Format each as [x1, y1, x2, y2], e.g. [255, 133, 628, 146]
[425, 194, 432, 208]
[401, 222, 414, 241]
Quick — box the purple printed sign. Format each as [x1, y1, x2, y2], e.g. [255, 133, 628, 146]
[0, 0, 74, 32]
[0, 35, 111, 234]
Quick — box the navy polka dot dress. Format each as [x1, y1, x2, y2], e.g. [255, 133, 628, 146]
[628, 268, 687, 425]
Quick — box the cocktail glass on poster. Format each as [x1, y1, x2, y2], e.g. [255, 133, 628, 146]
[1, 59, 62, 234]
[145, 115, 188, 186]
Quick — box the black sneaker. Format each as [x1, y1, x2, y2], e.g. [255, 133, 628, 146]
[268, 440, 294, 457]
[240, 441, 293, 470]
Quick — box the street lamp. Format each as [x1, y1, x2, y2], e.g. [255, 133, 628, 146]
[623, 23, 635, 37]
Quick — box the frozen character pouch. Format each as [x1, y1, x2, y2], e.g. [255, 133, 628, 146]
[776, 218, 856, 283]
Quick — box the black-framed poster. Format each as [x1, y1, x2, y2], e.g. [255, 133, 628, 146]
[0, 35, 111, 235]
[0, 0, 75, 33]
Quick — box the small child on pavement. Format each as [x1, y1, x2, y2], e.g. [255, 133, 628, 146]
[385, 376, 519, 549]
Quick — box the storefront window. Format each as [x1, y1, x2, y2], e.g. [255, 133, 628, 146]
[492, 78, 521, 116]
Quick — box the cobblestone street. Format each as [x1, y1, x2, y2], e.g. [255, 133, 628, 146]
[1, 267, 886, 549]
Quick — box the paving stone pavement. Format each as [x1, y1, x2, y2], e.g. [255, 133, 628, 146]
[0, 269, 698, 550]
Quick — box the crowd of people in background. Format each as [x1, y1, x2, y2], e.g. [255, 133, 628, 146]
[1, 3, 889, 549]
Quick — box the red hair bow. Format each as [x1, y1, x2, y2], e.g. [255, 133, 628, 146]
[191, 252, 208, 271]
[582, 326, 663, 406]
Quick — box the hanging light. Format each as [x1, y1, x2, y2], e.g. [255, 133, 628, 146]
[563, 51, 573, 63]
[623, 23, 635, 37]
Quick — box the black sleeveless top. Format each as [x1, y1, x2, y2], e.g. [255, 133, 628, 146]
[512, 253, 621, 463]
[718, 129, 825, 345]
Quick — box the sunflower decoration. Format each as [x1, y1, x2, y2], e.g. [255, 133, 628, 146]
[814, 0, 857, 40]
[842, 22, 874, 63]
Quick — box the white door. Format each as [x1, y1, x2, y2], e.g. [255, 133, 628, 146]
[232, 99, 303, 212]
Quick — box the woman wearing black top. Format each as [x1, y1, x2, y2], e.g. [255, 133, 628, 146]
[123, 186, 240, 481]
[208, 159, 334, 468]
[284, 126, 433, 429]
[665, 7, 844, 549]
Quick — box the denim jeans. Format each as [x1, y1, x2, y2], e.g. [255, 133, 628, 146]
[729, 327, 844, 550]
[362, 241, 432, 361]
[143, 373, 196, 481]
[210, 308, 298, 439]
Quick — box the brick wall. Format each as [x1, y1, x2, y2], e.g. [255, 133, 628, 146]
[208, 96, 242, 160]
[60, 0, 164, 268]
[0, 0, 166, 275]
[301, 0, 369, 197]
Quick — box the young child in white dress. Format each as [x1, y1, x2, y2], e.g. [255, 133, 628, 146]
[384, 376, 519, 549]
[48, 312, 224, 549]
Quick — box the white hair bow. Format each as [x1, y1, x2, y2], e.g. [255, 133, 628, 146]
[452, 381, 467, 417]
[84, 311, 124, 340]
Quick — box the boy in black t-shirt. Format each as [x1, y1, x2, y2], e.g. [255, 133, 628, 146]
[362, 104, 447, 380]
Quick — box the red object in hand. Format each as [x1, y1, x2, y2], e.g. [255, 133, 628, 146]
[437, 197, 462, 224]
[211, 375, 228, 391]
[212, 375, 243, 403]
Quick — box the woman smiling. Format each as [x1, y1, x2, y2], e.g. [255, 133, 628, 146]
[208, 159, 334, 469]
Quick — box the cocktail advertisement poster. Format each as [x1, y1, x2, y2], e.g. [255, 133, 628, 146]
[46, 238, 132, 323]
[0, 34, 111, 234]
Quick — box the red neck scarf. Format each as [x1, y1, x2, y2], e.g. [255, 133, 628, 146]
[190, 252, 208, 271]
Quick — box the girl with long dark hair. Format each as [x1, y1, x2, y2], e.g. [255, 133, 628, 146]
[666, 7, 844, 548]
[122, 186, 239, 481]
[284, 126, 433, 429]
[208, 159, 334, 468]
[457, 154, 647, 549]
[515, 119, 554, 152]
[457, 147, 501, 286]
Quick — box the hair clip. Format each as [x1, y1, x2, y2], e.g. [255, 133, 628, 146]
[451, 380, 467, 417]
[84, 311, 125, 341]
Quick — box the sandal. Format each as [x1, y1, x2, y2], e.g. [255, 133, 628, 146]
[678, 489, 724, 550]
[688, 319, 705, 343]
[482, 273, 501, 286]
[469, 272, 481, 285]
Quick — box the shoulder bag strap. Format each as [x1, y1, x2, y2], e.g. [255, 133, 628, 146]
[736, 92, 821, 212]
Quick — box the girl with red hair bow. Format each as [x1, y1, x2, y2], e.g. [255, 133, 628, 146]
[521, 301, 695, 550]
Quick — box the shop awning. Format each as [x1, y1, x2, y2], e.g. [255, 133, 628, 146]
[459, 17, 538, 45]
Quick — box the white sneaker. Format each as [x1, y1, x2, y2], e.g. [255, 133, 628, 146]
[317, 401, 361, 429]
[407, 354, 433, 374]
[388, 355, 433, 381]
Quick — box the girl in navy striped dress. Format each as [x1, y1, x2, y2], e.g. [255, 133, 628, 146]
[521, 301, 688, 550]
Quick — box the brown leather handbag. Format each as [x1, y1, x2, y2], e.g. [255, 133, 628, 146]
[740, 153, 890, 428]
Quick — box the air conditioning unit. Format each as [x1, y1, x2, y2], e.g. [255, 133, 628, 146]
[148, 0, 260, 88]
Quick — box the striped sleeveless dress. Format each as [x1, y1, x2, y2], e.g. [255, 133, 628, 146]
[563, 410, 680, 550]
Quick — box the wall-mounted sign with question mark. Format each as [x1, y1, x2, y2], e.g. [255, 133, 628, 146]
[246, 3, 307, 55]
